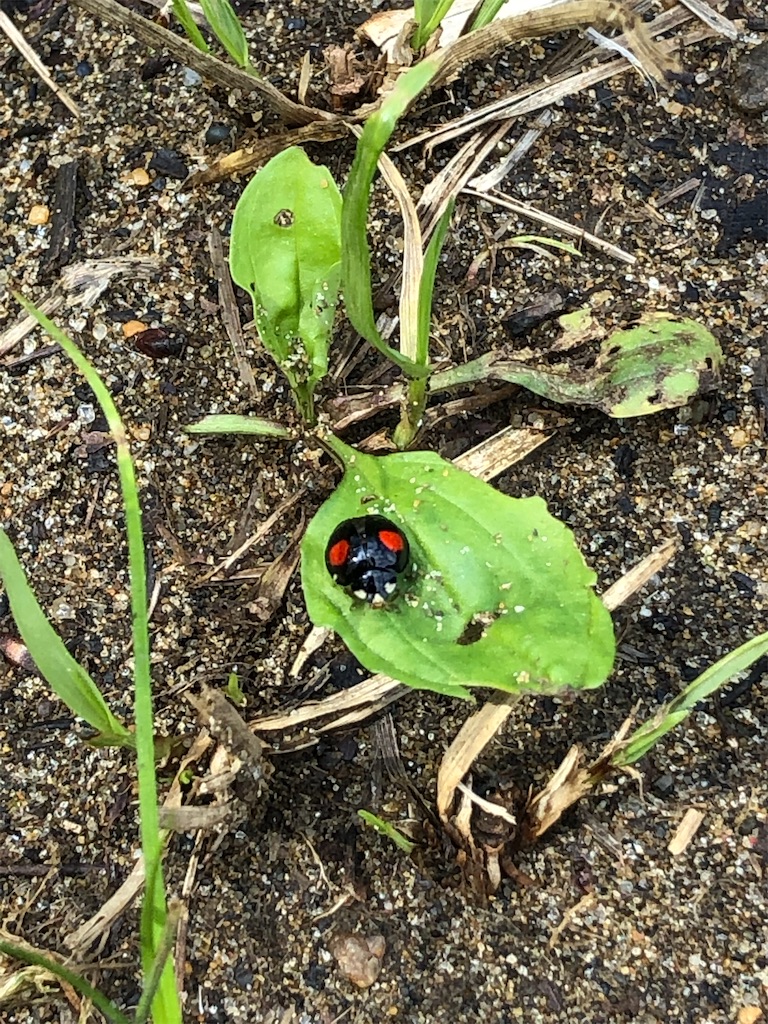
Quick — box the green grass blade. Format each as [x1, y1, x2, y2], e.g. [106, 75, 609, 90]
[412, 0, 456, 49]
[0, 532, 133, 747]
[417, 199, 454, 367]
[171, 0, 210, 52]
[200, 0, 252, 70]
[358, 810, 416, 854]
[185, 414, 291, 437]
[0, 940, 132, 1024]
[616, 630, 768, 766]
[469, 0, 506, 31]
[14, 295, 182, 1024]
[342, 57, 442, 380]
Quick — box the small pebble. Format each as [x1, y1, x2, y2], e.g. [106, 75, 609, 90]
[182, 67, 202, 87]
[205, 122, 232, 145]
[149, 148, 188, 180]
[28, 204, 49, 225]
[130, 167, 150, 186]
[285, 17, 306, 30]
[76, 61, 93, 77]
[731, 40, 768, 114]
[122, 320, 148, 338]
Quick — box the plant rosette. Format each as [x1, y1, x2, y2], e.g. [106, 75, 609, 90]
[302, 439, 615, 700]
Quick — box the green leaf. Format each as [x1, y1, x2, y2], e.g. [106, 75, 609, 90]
[171, 0, 210, 53]
[14, 294, 181, 1024]
[596, 315, 723, 417]
[615, 630, 768, 766]
[469, 0, 507, 31]
[0, 940, 131, 1024]
[200, 0, 250, 69]
[412, 0, 456, 49]
[342, 58, 441, 380]
[417, 199, 454, 367]
[301, 438, 615, 699]
[431, 314, 722, 418]
[230, 147, 342, 422]
[0, 531, 134, 747]
[358, 810, 416, 853]
[185, 414, 291, 437]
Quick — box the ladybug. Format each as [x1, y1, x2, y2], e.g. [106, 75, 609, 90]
[325, 515, 409, 607]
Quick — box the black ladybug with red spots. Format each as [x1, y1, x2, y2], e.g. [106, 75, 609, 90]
[325, 515, 409, 607]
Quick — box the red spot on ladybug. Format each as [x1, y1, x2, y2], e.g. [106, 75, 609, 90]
[327, 538, 350, 568]
[377, 529, 405, 553]
[325, 516, 409, 606]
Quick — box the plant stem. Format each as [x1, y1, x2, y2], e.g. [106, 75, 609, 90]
[393, 376, 428, 449]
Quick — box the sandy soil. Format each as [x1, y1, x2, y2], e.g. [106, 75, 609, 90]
[1, 1, 767, 1022]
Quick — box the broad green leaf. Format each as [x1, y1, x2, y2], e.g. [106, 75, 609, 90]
[615, 630, 768, 766]
[171, 0, 210, 52]
[342, 58, 441, 380]
[431, 314, 722, 417]
[230, 147, 342, 422]
[0, 531, 134, 747]
[302, 439, 615, 699]
[185, 414, 290, 437]
[200, 0, 250, 69]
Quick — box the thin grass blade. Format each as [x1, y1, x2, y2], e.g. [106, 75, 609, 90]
[200, 0, 251, 69]
[0, 940, 131, 1024]
[616, 630, 768, 765]
[14, 294, 182, 1024]
[342, 57, 442, 380]
[171, 0, 210, 52]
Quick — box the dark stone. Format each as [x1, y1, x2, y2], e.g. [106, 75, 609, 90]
[652, 773, 675, 795]
[731, 39, 768, 114]
[285, 16, 306, 30]
[148, 148, 188, 180]
[613, 442, 637, 479]
[731, 571, 757, 594]
[502, 288, 565, 337]
[75, 61, 92, 77]
[205, 122, 232, 145]
[233, 964, 253, 988]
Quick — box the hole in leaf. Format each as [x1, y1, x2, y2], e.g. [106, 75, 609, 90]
[273, 209, 295, 227]
[457, 610, 498, 646]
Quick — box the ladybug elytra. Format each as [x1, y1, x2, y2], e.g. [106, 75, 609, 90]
[325, 515, 409, 607]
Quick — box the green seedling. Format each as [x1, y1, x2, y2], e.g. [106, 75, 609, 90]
[173, 0, 257, 73]
[226, 670, 247, 705]
[616, 629, 768, 766]
[412, 0, 512, 51]
[431, 313, 723, 417]
[230, 146, 342, 424]
[171, 0, 209, 53]
[412, 0, 457, 50]
[302, 436, 615, 699]
[0, 297, 182, 1024]
[358, 810, 417, 854]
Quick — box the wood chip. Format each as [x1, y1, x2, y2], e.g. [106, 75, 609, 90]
[668, 808, 705, 856]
